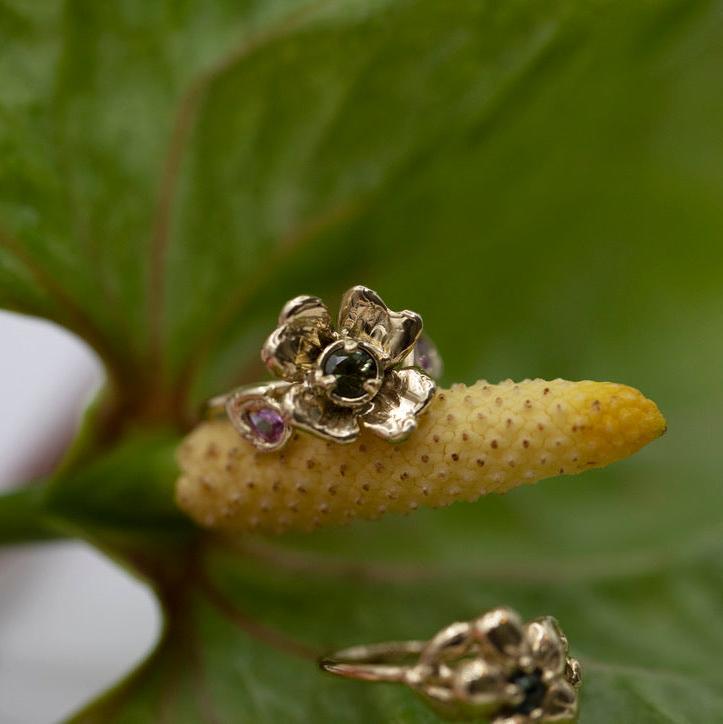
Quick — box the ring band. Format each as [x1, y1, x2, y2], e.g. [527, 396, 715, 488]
[320, 640, 426, 682]
[206, 286, 442, 451]
[320, 607, 582, 722]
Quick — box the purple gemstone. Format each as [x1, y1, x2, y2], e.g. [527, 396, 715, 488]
[415, 336, 433, 372]
[412, 335, 443, 378]
[245, 406, 286, 445]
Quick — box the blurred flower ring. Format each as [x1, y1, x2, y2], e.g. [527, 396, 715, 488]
[432, 608, 581, 722]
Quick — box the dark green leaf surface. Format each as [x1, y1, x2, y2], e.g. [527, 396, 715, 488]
[1, 0, 722, 722]
[45, 431, 189, 535]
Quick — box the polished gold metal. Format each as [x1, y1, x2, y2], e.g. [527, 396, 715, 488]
[320, 607, 582, 723]
[207, 285, 441, 451]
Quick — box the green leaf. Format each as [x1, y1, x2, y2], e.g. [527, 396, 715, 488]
[0, 486, 61, 543]
[68, 476, 723, 723]
[45, 430, 191, 535]
[0, 431, 192, 546]
[1, 0, 723, 722]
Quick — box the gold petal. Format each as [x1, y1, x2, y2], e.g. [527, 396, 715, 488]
[541, 679, 578, 722]
[526, 617, 567, 677]
[452, 659, 512, 716]
[473, 608, 531, 667]
[361, 369, 436, 442]
[419, 621, 473, 665]
[261, 295, 335, 381]
[564, 658, 582, 689]
[338, 285, 422, 365]
[284, 384, 360, 443]
[277, 294, 329, 326]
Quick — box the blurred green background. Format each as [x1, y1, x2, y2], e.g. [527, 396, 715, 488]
[1, 1, 722, 721]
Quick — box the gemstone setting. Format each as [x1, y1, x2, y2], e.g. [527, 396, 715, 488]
[510, 669, 547, 715]
[226, 393, 291, 451]
[245, 406, 287, 445]
[320, 341, 381, 404]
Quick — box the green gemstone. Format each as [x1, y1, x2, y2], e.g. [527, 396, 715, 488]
[510, 669, 546, 715]
[323, 347, 378, 399]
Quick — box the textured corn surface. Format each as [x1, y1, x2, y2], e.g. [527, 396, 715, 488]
[176, 379, 665, 534]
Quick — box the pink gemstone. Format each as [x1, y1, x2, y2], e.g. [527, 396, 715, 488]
[244, 406, 287, 445]
[413, 335, 443, 378]
[415, 336, 434, 372]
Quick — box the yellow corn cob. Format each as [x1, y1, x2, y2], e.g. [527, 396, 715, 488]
[176, 379, 665, 535]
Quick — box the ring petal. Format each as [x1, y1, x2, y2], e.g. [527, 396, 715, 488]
[284, 384, 360, 443]
[451, 659, 511, 716]
[338, 286, 423, 365]
[541, 679, 578, 722]
[526, 617, 567, 676]
[420, 621, 473, 665]
[261, 295, 335, 380]
[564, 658, 582, 689]
[361, 369, 436, 442]
[472, 608, 531, 667]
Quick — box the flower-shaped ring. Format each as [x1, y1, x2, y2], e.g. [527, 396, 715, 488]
[320, 607, 582, 723]
[207, 286, 441, 451]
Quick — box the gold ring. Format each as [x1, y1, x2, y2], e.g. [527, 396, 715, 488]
[320, 607, 582, 722]
[207, 285, 442, 451]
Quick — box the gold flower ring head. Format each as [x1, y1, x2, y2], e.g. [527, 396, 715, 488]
[206, 286, 441, 451]
[320, 606, 582, 723]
